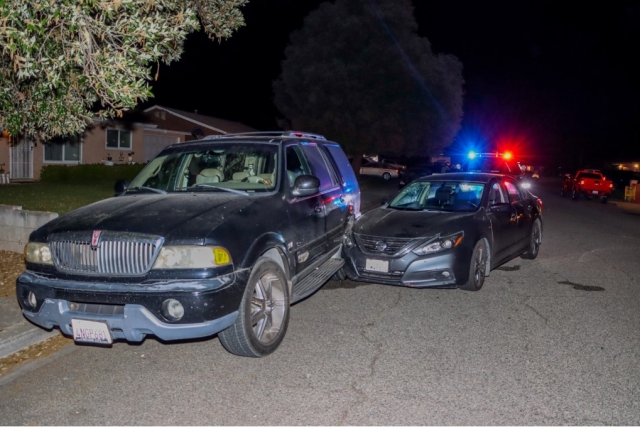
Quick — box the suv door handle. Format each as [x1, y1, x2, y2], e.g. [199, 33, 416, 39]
[314, 204, 323, 214]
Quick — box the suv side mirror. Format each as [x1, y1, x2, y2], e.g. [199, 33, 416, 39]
[292, 175, 320, 197]
[114, 179, 129, 196]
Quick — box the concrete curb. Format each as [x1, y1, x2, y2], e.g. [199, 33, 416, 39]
[0, 320, 58, 360]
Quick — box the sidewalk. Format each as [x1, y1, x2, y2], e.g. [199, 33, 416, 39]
[610, 199, 640, 215]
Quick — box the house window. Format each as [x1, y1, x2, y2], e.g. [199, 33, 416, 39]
[44, 136, 81, 163]
[106, 129, 132, 149]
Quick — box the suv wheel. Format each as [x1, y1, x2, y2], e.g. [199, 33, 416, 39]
[218, 258, 290, 357]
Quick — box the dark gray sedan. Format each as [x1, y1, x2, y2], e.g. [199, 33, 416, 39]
[343, 173, 543, 290]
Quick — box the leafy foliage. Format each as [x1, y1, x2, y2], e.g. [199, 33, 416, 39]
[0, 0, 248, 140]
[273, 0, 464, 158]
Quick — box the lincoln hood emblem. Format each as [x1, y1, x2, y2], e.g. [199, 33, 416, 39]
[91, 230, 102, 250]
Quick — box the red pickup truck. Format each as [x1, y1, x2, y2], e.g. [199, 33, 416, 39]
[561, 169, 613, 203]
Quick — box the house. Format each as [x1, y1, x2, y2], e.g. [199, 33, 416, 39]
[0, 105, 257, 181]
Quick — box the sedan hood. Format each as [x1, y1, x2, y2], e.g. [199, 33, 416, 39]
[354, 207, 475, 239]
[32, 193, 256, 244]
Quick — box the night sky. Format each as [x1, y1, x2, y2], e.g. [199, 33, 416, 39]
[145, 0, 640, 167]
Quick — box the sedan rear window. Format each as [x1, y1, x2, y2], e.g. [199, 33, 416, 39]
[390, 181, 485, 212]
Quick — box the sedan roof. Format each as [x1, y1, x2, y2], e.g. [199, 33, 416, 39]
[417, 172, 504, 183]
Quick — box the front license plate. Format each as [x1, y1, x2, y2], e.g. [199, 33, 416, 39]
[365, 259, 389, 273]
[71, 319, 113, 345]
[592, 190, 599, 194]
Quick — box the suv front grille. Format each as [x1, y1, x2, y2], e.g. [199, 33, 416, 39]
[354, 234, 417, 256]
[49, 231, 164, 276]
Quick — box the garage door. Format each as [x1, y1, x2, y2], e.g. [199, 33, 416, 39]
[143, 135, 180, 162]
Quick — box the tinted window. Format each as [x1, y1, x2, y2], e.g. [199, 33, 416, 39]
[503, 180, 522, 202]
[325, 144, 358, 190]
[577, 172, 602, 179]
[285, 145, 312, 188]
[487, 181, 508, 205]
[300, 143, 335, 190]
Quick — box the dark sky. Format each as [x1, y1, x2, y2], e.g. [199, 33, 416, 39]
[146, 0, 640, 165]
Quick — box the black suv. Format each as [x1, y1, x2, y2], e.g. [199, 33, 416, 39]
[17, 131, 360, 357]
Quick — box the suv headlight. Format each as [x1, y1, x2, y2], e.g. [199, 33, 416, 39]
[152, 246, 232, 269]
[24, 242, 53, 265]
[412, 232, 463, 256]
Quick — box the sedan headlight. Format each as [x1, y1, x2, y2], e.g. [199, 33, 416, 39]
[152, 246, 232, 269]
[412, 232, 464, 256]
[24, 242, 53, 265]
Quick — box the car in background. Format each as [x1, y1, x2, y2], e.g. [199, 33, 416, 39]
[342, 173, 543, 291]
[463, 152, 534, 189]
[360, 161, 399, 180]
[17, 131, 360, 357]
[380, 158, 406, 170]
[561, 169, 613, 203]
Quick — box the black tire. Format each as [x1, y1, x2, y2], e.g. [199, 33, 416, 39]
[382, 172, 391, 180]
[332, 266, 347, 281]
[600, 196, 608, 204]
[521, 218, 542, 260]
[460, 240, 488, 291]
[218, 259, 290, 357]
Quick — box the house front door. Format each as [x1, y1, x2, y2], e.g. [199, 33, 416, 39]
[10, 137, 34, 180]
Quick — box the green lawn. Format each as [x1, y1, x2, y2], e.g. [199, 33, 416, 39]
[0, 182, 114, 215]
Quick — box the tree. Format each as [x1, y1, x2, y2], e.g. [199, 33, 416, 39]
[0, 0, 248, 140]
[273, 0, 464, 170]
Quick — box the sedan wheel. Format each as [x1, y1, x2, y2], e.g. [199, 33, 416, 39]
[521, 219, 542, 260]
[460, 240, 488, 291]
[218, 259, 290, 357]
[382, 172, 391, 180]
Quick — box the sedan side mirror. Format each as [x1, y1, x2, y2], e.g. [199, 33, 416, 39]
[114, 179, 129, 196]
[292, 175, 320, 197]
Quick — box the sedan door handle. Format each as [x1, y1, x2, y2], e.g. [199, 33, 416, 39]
[314, 204, 323, 214]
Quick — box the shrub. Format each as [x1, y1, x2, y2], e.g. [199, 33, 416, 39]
[40, 163, 146, 184]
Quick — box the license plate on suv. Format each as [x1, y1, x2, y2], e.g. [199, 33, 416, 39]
[71, 319, 113, 345]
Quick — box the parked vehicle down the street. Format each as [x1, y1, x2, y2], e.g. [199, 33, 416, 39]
[360, 161, 399, 180]
[561, 169, 614, 203]
[342, 173, 543, 291]
[16, 131, 361, 357]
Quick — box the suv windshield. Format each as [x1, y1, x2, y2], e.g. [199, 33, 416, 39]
[389, 180, 485, 212]
[129, 142, 279, 194]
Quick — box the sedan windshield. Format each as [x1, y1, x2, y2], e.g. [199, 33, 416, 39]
[389, 181, 485, 212]
[128, 143, 278, 194]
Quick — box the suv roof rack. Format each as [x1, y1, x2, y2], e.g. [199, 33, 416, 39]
[201, 131, 326, 141]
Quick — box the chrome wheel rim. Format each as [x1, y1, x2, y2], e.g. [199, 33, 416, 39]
[531, 223, 541, 256]
[473, 246, 487, 287]
[250, 271, 287, 345]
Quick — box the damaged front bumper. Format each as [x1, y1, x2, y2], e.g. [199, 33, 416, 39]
[16, 269, 249, 343]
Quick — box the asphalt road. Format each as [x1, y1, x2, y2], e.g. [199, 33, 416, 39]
[1, 177, 639, 425]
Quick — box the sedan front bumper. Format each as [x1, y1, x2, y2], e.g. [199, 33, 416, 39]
[343, 244, 473, 288]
